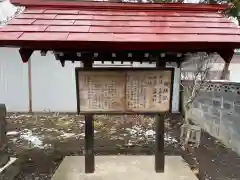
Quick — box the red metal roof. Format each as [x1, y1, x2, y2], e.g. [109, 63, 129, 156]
[0, 1, 239, 51]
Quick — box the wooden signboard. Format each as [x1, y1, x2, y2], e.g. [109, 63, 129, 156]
[77, 71, 125, 112]
[76, 68, 174, 114]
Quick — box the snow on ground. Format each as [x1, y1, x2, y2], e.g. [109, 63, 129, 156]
[6, 114, 179, 151]
[6, 131, 19, 136]
[6, 114, 240, 180]
[19, 129, 44, 149]
[7, 126, 178, 149]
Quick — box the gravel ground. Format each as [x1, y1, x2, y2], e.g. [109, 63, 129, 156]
[2, 113, 240, 180]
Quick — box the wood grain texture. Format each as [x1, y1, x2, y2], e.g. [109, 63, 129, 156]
[126, 70, 172, 112]
[78, 71, 125, 112]
[77, 70, 172, 113]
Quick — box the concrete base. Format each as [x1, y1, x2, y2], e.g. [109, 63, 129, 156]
[0, 157, 17, 174]
[51, 156, 198, 180]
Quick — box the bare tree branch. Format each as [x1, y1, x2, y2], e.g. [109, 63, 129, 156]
[181, 53, 218, 124]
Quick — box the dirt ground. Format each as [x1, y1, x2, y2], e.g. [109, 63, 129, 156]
[2, 113, 240, 180]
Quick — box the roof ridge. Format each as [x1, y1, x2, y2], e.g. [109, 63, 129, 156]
[10, 1, 230, 12]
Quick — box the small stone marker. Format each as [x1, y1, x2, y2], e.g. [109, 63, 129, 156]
[0, 104, 9, 168]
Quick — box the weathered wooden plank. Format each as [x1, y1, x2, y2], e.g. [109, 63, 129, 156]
[76, 69, 173, 113]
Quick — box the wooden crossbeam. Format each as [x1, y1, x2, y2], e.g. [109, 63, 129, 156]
[55, 51, 185, 66]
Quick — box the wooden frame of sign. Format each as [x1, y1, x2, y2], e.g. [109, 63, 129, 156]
[75, 68, 174, 115]
[75, 67, 174, 174]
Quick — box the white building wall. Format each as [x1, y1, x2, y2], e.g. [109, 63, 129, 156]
[182, 54, 240, 83]
[229, 64, 240, 82]
[207, 63, 240, 83]
[0, 48, 78, 112]
[31, 52, 78, 112]
[171, 67, 181, 113]
[0, 48, 28, 111]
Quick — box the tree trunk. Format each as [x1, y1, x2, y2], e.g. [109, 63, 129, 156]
[220, 62, 230, 80]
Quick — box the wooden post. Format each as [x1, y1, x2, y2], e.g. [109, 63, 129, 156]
[84, 115, 94, 173]
[0, 104, 9, 168]
[28, 59, 33, 113]
[155, 114, 164, 173]
[82, 61, 95, 173]
[155, 59, 165, 173]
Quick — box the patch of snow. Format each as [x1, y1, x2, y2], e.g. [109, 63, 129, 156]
[20, 129, 44, 149]
[44, 128, 61, 133]
[129, 129, 138, 135]
[164, 135, 178, 143]
[142, 129, 178, 145]
[10, 138, 18, 143]
[126, 126, 144, 136]
[79, 133, 85, 137]
[60, 133, 75, 138]
[10, 114, 32, 118]
[6, 131, 19, 136]
[43, 144, 52, 148]
[145, 130, 155, 137]
[0, 157, 17, 174]
[164, 133, 179, 146]
[77, 121, 84, 128]
[58, 116, 69, 120]
[126, 140, 133, 146]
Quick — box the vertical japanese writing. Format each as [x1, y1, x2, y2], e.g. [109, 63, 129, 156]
[126, 71, 171, 111]
[79, 72, 125, 111]
[79, 70, 172, 113]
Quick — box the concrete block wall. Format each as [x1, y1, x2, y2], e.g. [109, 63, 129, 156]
[187, 81, 240, 155]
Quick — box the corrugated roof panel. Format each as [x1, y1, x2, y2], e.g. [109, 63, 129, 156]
[34, 19, 75, 25]
[46, 25, 90, 32]
[44, 9, 79, 14]
[55, 14, 93, 20]
[8, 18, 35, 24]
[17, 13, 57, 19]
[18, 32, 68, 40]
[24, 9, 45, 13]
[0, 31, 22, 39]
[0, 24, 47, 31]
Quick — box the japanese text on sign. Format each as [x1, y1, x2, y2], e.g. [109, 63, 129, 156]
[77, 69, 173, 113]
